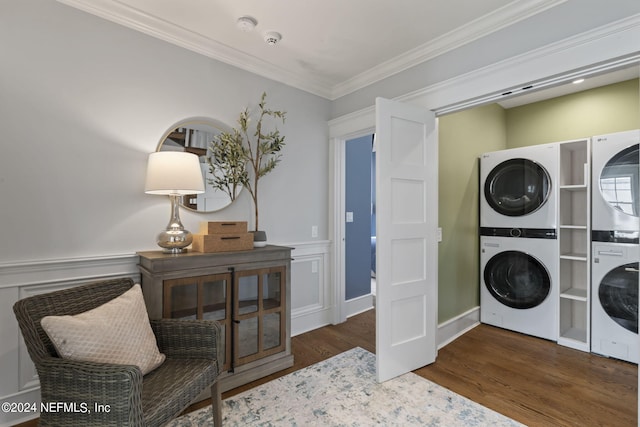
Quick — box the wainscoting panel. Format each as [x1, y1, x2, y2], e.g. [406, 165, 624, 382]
[0, 244, 472, 427]
[284, 241, 334, 336]
[0, 243, 334, 425]
[0, 254, 140, 427]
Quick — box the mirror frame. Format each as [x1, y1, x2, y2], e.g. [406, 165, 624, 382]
[156, 117, 241, 213]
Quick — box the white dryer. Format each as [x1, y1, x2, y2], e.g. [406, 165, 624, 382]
[480, 229, 558, 341]
[480, 143, 558, 229]
[592, 129, 640, 234]
[591, 242, 638, 364]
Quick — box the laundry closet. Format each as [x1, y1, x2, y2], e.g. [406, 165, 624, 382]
[476, 77, 639, 363]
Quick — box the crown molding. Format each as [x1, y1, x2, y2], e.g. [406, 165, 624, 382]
[329, 13, 640, 133]
[56, 0, 335, 98]
[422, 13, 640, 115]
[330, 0, 567, 99]
[57, 0, 565, 100]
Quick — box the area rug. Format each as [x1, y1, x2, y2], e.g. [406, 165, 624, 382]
[168, 347, 523, 426]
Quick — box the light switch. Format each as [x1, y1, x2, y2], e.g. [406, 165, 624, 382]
[311, 225, 318, 237]
[346, 212, 354, 222]
[437, 227, 442, 242]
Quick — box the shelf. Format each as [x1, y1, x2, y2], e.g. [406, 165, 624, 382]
[557, 138, 590, 352]
[559, 184, 587, 191]
[560, 327, 587, 342]
[560, 287, 588, 301]
[557, 334, 589, 352]
[559, 252, 588, 261]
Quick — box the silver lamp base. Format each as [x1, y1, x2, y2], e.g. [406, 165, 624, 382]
[156, 229, 193, 254]
[156, 194, 192, 254]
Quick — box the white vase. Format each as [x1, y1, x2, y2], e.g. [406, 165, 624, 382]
[253, 230, 267, 248]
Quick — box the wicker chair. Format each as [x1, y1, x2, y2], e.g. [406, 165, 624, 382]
[13, 277, 223, 427]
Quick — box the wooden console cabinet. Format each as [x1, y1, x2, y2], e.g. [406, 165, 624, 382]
[137, 245, 293, 392]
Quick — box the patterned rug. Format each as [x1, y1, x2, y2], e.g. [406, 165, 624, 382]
[168, 347, 523, 426]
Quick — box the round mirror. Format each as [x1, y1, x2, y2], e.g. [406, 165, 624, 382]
[157, 118, 242, 213]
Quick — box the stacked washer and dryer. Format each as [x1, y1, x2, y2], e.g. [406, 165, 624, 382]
[479, 143, 559, 341]
[480, 129, 639, 364]
[591, 129, 639, 364]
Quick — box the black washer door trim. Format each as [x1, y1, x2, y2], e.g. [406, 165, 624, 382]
[484, 158, 551, 217]
[484, 250, 551, 309]
[598, 262, 638, 333]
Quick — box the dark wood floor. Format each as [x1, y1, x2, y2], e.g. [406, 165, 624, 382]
[16, 309, 638, 426]
[220, 309, 637, 427]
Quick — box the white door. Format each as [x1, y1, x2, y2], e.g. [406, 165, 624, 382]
[375, 97, 438, 382]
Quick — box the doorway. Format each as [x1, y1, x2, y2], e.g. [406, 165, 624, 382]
[345, 135, 376, 315]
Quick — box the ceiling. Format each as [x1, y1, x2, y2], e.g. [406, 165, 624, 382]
[58, 0, 638, 104]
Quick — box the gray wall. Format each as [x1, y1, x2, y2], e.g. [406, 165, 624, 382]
[2, 0, 638, 326]
[1, 0, 331, 263]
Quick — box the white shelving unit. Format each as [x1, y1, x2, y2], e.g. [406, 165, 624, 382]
[557, 138, 590, 352]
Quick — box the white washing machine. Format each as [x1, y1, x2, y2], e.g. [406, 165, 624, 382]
[480, 143, 558, 229]
[592, 129, 640, 234]
[480, 230, 558, 341]
[591, 242, 638, 364]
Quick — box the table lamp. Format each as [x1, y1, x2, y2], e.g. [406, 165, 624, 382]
[145, 151, 205, 253]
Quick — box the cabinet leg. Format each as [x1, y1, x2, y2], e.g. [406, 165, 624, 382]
[211, 380, 222, 426]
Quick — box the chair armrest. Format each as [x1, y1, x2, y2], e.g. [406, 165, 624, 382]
[150, 319, 222, 361]
[36, 356, 144, 426]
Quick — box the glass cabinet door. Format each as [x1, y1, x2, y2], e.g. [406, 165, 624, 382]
[234, 267, 286, 365]
[202, 275, 230, 321]
[163, 274, 232, 370]
[164, 278, 198, 319]
[202, 275, 232, 370]
[263, 270, 283, 351]
[237, 274, 259, 359]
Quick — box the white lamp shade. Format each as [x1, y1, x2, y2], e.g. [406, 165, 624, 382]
[145, 151, 205, 195]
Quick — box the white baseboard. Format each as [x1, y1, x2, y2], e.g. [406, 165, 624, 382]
[345, 294, 375, 318]
[291, 306, 333, 337]
[437, 306, 480, 349]
[338, 294, 479, 351]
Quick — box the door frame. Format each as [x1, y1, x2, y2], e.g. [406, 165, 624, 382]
[328, 23, 639, 326]
[330, 126, 375, 324]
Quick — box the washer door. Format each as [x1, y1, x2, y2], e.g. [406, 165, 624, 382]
[599, 262, 638, 333]
[484, 158, 551, 217]
[599, 144, 639, 218]
[484, 250, 551, 309]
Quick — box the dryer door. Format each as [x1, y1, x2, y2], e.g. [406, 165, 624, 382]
[484, 250, 551, 309]
[598, 144, 639, 218]
[484, 158, 551, 217]
[598, 262, 639, 333]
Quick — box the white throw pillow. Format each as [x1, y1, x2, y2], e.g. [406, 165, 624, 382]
[41, 284, 165, 375]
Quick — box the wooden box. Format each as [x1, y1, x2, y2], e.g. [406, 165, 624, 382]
[199, 221, 248, 235]
[192, 233, 253, 253]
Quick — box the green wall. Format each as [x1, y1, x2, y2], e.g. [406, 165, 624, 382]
[437, 104, 506, 322]
[506, 79, 640, 148]
[437, 78, 639, 324]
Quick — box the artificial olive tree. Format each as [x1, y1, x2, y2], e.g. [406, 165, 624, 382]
[207, 92, 286, 231]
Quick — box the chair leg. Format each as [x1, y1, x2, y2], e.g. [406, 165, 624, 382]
[211, 380, 222, 426]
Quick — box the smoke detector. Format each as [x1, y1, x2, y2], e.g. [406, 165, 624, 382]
[236, 16, 257, 32]
[264, 31, 282, 46]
